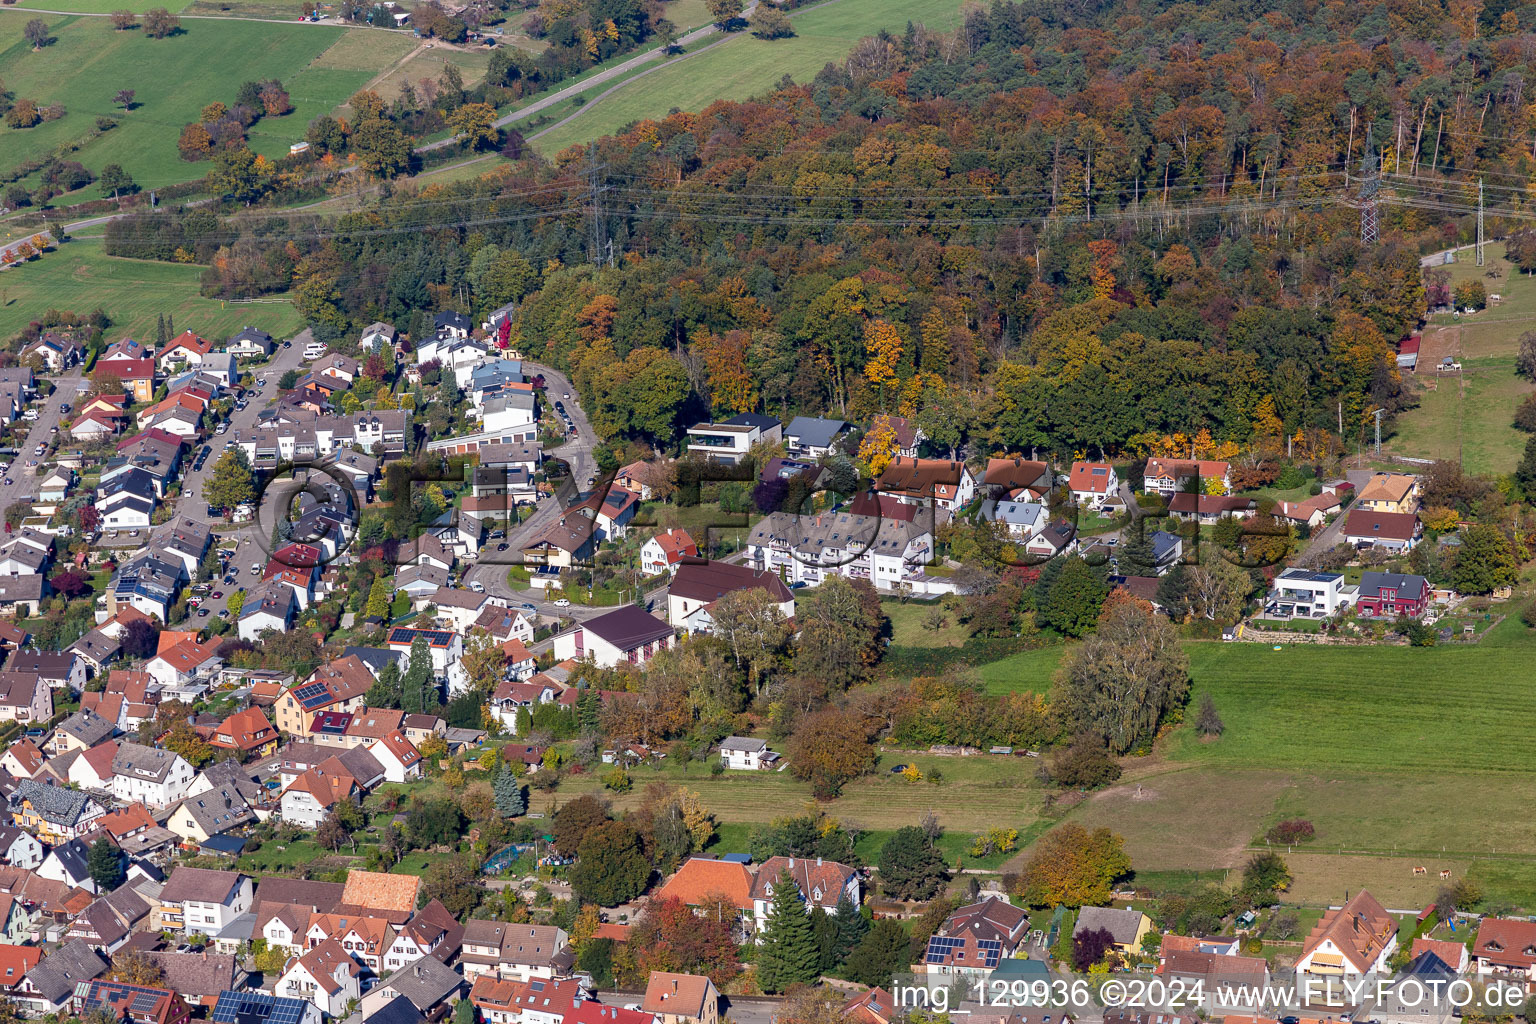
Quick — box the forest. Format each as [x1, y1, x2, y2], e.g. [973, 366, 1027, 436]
[101, 0, 1533, 459]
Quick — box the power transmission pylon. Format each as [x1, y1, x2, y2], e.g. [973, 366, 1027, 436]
[1477, 178, 1485, 267]
[1359, 126, 1380, 246]
[584, 145, 608, 267]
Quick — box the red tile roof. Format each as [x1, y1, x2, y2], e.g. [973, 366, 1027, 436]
[653, 857, 754, 911]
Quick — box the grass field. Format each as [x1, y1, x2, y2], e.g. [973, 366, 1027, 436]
[531, 0, 968, 155]
[977, 615, 1536, 904]
[556, 748, 1045, 846]
[0, 13, 375, 190]
[1390, 241, 1536, 473]
[0, 236, 303, 341]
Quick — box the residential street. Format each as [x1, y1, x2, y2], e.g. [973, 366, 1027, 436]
[161, 330, 313, 624]
[0, 370, 84, 513]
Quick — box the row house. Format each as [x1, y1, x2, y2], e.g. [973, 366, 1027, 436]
[158, 866, 253, 935]
[111, 742, 195, 808]
[461, 920, 573, 982]
[12, 779, 106, 843]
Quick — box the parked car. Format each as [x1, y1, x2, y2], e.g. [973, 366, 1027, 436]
[554, 597, 571, 607]
[470, 581, 485, 593]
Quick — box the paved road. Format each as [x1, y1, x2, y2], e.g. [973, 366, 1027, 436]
[418, 10, 753, 150]
[0, 372, 83, 515]
[167, 330, 313, 625]
[462, 362, 605, 630]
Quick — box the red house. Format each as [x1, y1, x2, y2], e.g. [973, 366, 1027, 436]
[1355, 571, 1430, 617]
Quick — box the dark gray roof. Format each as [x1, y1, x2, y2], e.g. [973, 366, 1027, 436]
[178, 785, 255, 836]
[341, 646, 400, 678]
[46, 837, 92, 884]
[1358, 571, 1429, 601]
[15, 777, 99, 827]
[111, 741, 183, 783]
[197, 761, 264, 804]
[785, 416, 847, 449]
[578, 605, 674, 650]
[364, 995, 427, 1024]
[0, 575, 45, 602]
[59, 709, 115, 746]
[374, 956, 462, 1011]
[25, 940, 106, 1003]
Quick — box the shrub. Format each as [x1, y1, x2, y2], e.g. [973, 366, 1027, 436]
[1265, 819, 1315, 845]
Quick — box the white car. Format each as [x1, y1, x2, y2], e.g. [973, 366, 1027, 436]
[470, 581, 485, 593]
[554, 598, 571, 608]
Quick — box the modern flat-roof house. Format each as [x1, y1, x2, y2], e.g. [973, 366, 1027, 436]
[1265, 568, 1354, 620]
[551, 605, 675, 669]
[685, 413, 781, 464]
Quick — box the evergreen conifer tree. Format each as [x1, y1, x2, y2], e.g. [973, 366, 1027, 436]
[756, 867, 820, 992]
[493, 761, 527, 816]
[832, 891, 868, 963]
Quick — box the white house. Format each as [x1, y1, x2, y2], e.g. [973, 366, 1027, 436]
[550, 605, 674, 670]
[719, 737, 778, 771]
[1294, 890, 1398, 984]
[749, 856, 860, 938]
[1068, 462, 1120, 509]
[1265, 568, 1354, 621]
[276, 938, 362, 1018]
[641, 529, 698, 577]
[364, 731, 422, 784]
[159, 866, 253, 935]
[110, 742, 196, 808]
[685, 413, 781, 465]
[0, 825, 43, 869]
[982, 499, 1046, 540]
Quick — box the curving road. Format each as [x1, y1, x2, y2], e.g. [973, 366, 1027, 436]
[418, 7, 756, 150]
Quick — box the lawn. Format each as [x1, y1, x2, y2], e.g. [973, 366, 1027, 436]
[976, 616, 1536, 905]
[558, 747, 1045, 842]
[1390, 241, 1536, 474]
[0, 13, 376, 190]
[530, 0, 968, 155]
[883, 597, 969, 648]
[0, 236, 303, 342]
[1388, 354, 1529, 474]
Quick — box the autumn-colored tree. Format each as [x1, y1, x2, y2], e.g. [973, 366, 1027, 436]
[1014, 823, 1131, 908]
[177, 121, 214, 161]
[857, 415, 899, 476]
[107, 950, 164, 986]
[449, 102, 499, 150]
[862, 318, 904, 397]
[787, 706, 876, 799]
[697, 329, 757, 415]
[624, 896, 740, 987]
